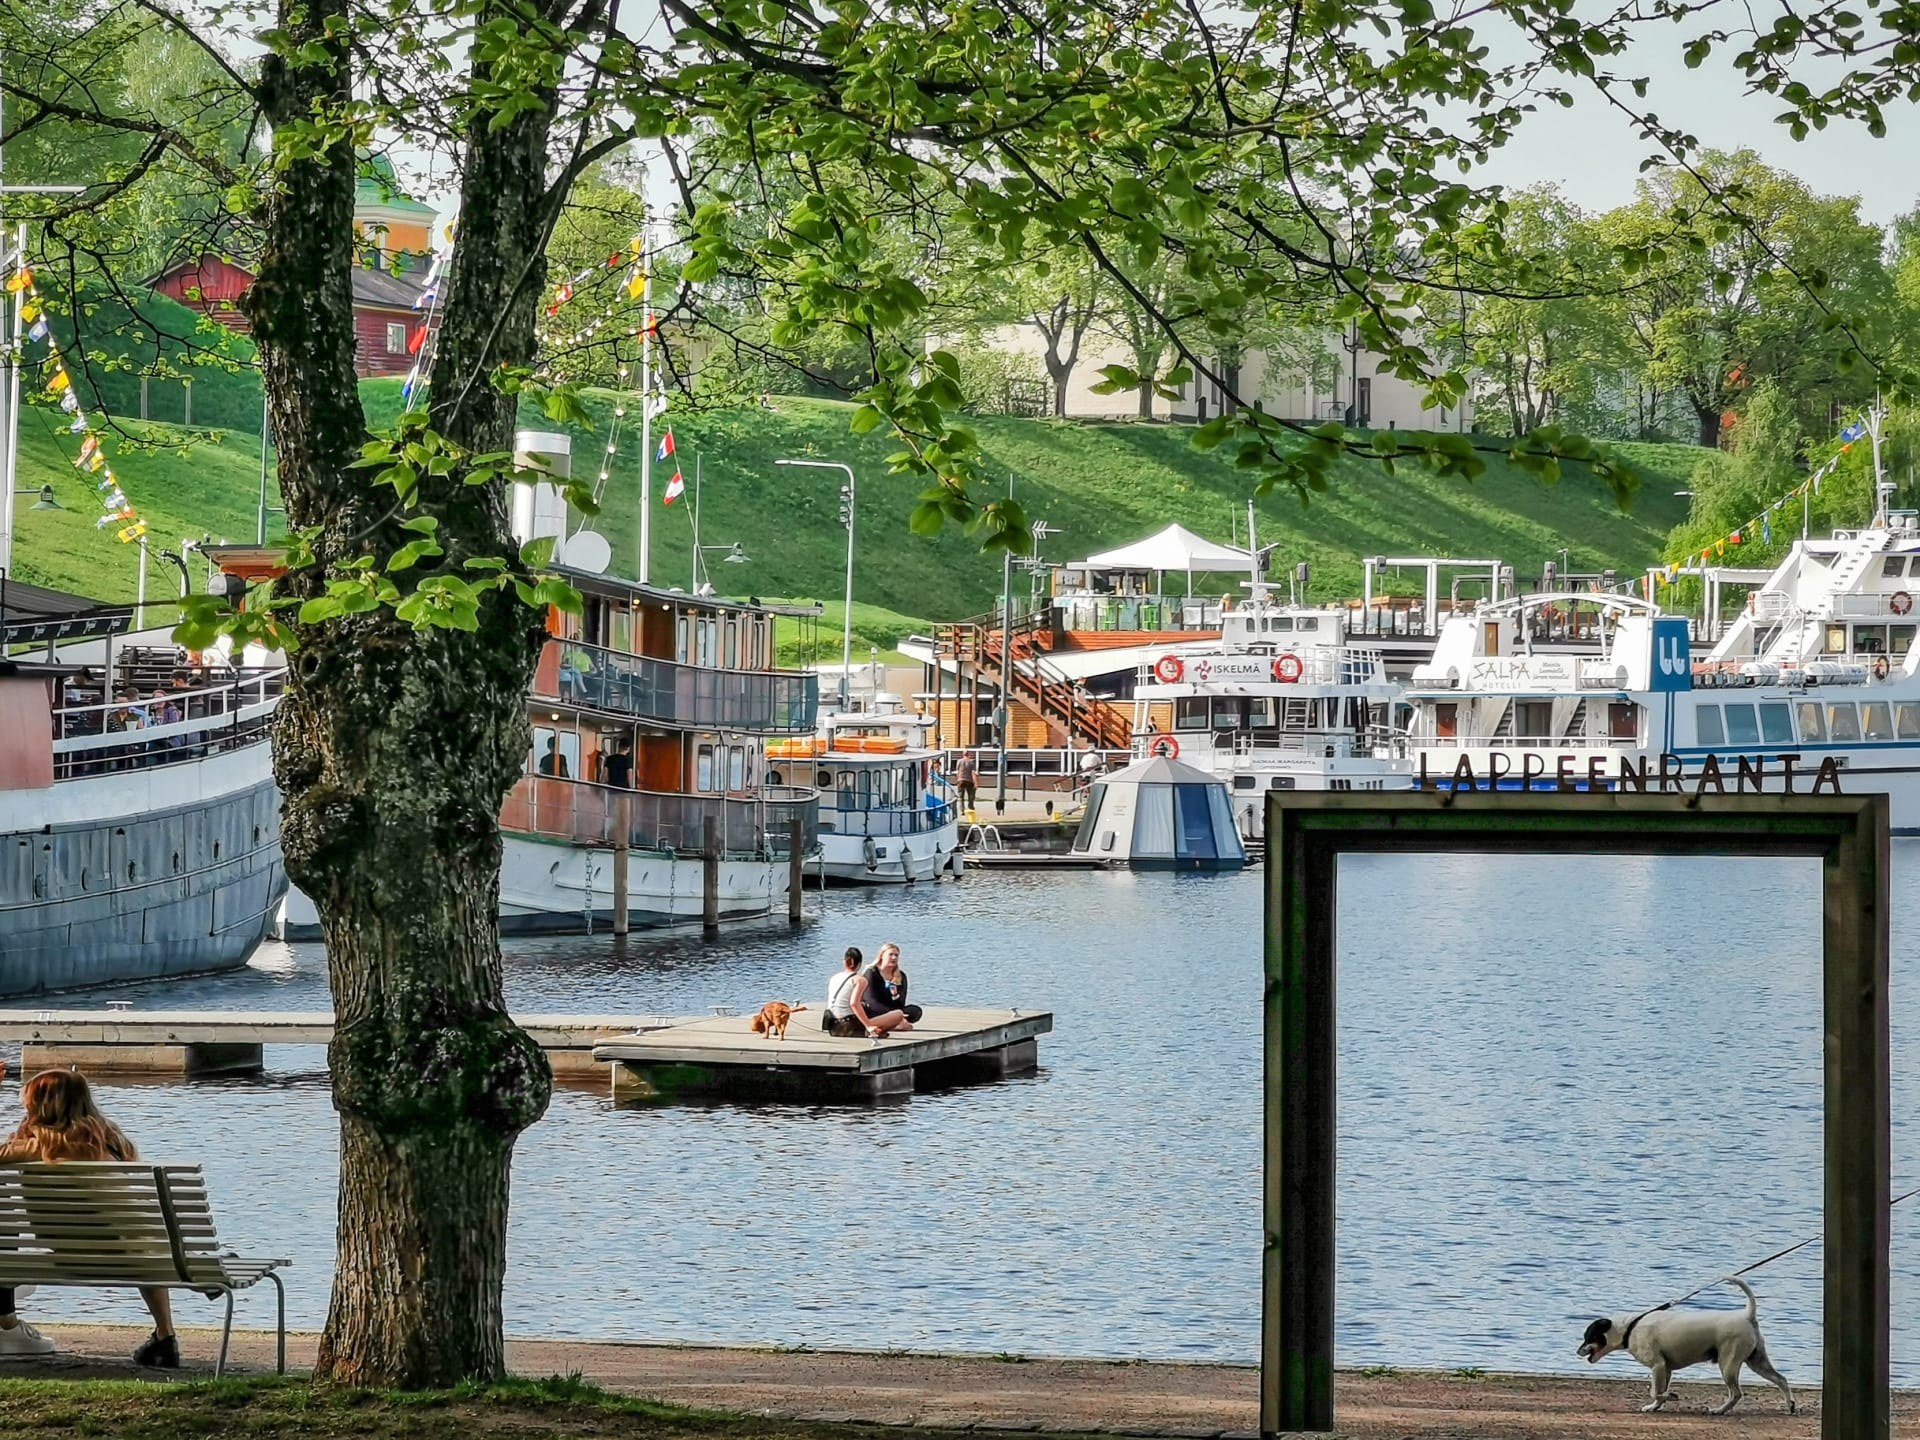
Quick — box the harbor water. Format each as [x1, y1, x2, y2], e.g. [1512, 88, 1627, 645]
[9, 852, 1920, 1380]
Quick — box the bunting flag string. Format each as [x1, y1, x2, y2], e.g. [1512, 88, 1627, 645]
[8, 261, 151, 543]
[534, 235, 651, 358]
[1653, 412, 1869, 587]
[401, 238, 456, 407]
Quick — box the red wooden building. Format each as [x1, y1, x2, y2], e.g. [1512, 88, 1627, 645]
[149, 159, 443, 379]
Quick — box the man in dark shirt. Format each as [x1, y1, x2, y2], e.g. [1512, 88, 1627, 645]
[603, 738, 634, 789]
[538, 737, 569, 778]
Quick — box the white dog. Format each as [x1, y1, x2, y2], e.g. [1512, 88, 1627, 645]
[1576, 1276, 1795, 1415]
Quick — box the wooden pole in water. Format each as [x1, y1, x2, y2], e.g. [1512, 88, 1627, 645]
[787, 815, 804, 923]
[702, 814, 720, 936]
[611, 793, 630, 937]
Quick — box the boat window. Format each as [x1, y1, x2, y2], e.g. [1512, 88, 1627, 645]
[1893, 625, 1916, 656]
[1863, 702, 1894, 742]
[1271, 616, 1293, 633]
[769, 768, 784, 787]
[1175, 698, 1209, 730]
[816, 769, 833, 789]
[1694, 705, 1725, 747]
[1269, 775, 1296, 789]
[1855, 625, 1889, 655]
[696, 744, 716, 791]
[1514, 700, 1553, 738]
[1796, 701, 1826, 742]
[1825, 625, 1849, 655]
[1759, 703, 1793, 744]
[725, 621, 739, 670]
[1883, 557, 1908, 577]
[1608, 702, 1638, 739]
[1070, 783, 1107, 852]
[1898, 703, 1920, 740]
[1435, 702, 1458, 739]
[676, 614, 690, 663]
[1247, 697, 1277, 728]
[1723, 703, 1759, 745]
[1211, 698, 1241, 729]
[1233, 774, 1258, 790]
[1827, 702, 1862, 742]
[1297, 617, 1319, 632]
[729, 745, 747, 789]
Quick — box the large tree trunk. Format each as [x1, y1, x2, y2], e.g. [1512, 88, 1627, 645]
[246, 0, 556, 1389]
[1695, 402, 1723, 449]
[1136, 379, 1153, 418]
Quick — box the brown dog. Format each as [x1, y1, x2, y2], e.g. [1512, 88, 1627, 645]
[750, 1001, 808, 1040]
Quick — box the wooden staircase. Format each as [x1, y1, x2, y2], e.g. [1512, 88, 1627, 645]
[936, 607, 1133, 751]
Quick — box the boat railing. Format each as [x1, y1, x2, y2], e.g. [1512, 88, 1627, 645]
[1829, 593, 1920, 620]
[1418, 733, 1640, 750]
[503, 775, 820, 856]
[820, 802, 959, 837]
[50, 667, 285, 780]
[534, 639, 818, 734]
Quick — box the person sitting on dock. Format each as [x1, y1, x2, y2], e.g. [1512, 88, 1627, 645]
[0, 1070, 183, 1368]
[853, 942, 924, 1037]
[824, 946, 866, 1037]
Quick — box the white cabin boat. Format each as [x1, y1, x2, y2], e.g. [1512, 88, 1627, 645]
[769, 694, 961, 884]
[0, 605, 286, 993]
[1404, 516, 1920, 829]
[1129, 598, 1410, 838]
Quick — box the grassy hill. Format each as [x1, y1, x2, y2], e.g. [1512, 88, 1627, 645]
[12, 383, 1702, 624]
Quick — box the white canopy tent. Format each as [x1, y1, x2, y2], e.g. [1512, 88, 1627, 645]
[1075, 524, 1257, 596]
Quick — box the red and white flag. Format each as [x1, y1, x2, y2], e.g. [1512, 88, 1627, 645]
[663, 468, 685, 505]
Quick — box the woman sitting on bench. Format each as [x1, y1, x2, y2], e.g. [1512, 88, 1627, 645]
[0, 1071, 182, 1368]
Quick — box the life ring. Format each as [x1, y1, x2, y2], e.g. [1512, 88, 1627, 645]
[1148, 735, 1180, 760]
[1153, 655, 1184, 683]
[1893, 590, 1913, 616]
[1874, 655, 1890, 679]
[1272, 652, 1304, 683]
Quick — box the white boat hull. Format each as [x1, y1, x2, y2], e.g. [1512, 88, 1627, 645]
[817, 819, 962, 884]
[277, 832, 793, 940]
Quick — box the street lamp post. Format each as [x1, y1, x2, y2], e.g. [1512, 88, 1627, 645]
[775, 458, 856, 710]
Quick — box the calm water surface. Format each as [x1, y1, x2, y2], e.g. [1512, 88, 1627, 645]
[10, 852, 1920, 1379]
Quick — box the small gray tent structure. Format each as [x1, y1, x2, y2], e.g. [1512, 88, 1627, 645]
[1070, 756, 1248, 869]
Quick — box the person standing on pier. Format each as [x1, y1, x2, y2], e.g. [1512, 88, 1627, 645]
[956, 753, 978, 813]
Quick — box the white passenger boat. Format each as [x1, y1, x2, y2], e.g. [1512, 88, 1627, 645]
[769, 694, 961, 884]
[1404, 513, 1920, 830]
[0, 606, 286, 994]
[1128, 599, 1410, 839]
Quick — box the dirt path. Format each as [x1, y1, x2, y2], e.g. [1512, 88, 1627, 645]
[13, 1327, 1915, 1438]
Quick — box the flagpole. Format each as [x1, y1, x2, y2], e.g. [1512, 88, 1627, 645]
[637, 224, 651, 586]
[690, 453, 701, 591]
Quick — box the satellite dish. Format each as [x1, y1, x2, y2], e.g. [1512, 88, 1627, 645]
[559, 530, 612, 575]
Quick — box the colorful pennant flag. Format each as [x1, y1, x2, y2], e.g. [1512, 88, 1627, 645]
[655, 429, 675, 463]
[662, 468, 684, 505]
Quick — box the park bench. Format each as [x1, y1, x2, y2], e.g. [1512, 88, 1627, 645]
[0, 1162, 288, 1377]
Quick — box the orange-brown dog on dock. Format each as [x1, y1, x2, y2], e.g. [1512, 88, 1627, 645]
[750, 1001, 807, 1040]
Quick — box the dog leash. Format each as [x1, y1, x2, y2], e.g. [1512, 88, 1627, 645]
[1660, 1184, 1920, 1311]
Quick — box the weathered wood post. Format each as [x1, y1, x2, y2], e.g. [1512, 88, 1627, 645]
[1263, 792, 1890, 1440]
[702, 814, 720, 936]
[787, 814, 804, 923]
[611, 793, 630, 937]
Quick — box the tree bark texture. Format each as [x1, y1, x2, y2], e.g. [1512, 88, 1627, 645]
[245, 0, 557, 1388]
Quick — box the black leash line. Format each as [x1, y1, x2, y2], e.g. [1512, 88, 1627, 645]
[1664, 1185, 1920, 1310]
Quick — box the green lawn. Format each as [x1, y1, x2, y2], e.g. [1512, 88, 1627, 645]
[11, 381, 1702, 620]
[0, 1373, 1039, 1440]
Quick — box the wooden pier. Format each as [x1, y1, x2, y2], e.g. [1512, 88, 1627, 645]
[0, 1010, 679, 1079]
[593, 1006, 1052, 1101]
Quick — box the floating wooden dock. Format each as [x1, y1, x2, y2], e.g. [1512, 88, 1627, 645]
[592, 1006, 1052, 1101]
[0, 1010, 679, 1078]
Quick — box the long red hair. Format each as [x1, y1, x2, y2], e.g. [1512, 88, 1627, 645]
[13, 1070, 136, 1162]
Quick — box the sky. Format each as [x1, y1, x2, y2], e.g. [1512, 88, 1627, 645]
[1477, 43, 1918, 226]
